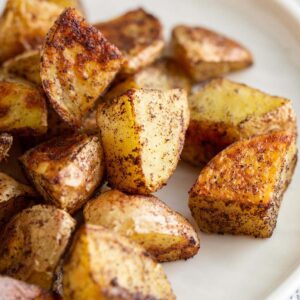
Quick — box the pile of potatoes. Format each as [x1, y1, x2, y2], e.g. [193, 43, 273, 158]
[0, 1, 297, 299]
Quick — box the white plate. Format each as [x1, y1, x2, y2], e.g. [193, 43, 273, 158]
[1, 0, 300, 299]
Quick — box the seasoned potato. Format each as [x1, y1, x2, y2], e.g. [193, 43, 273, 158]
[0, 276, 53, 300]
[97, 88, 189, 194]
[105, 57, 192, 100]
[3, 50, 41, 85]
[0, 133, 12, 162]
[0, 0, 64, 64]
[20, 134, 104, 213]
[41, 8, 124, 127]
[84, 190, 199, 262]
[0, 205, 76, 289]
[189, 132, 297, 238]
[63, 224, 175, 300]
[0, 172, 38, 228]
[0, 73, 47, 136]
[171, 25, 253, 82]
[95, 8, 164, 75]
[182, 79, 297, 167]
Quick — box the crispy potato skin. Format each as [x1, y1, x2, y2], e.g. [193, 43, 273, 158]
[0, 205, 76, 290]
[0, 133, 13, 162]
[41, 8, 124, 127]
[63, 224, 175, 300]
[84, 190, 200, 262]
[182, 79, 297, 167]
[20, 134, 104, 213]
[97, 88, 189, 194]
[171, 25, 253, 82]
[0, 276, 53, 300]
[95, 8, 164, 75]
[189, 132, 297, 238]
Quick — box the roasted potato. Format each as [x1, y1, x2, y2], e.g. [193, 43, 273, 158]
[41, 8, 124, 127]
[63, 224, 175, 300]
[182, 79, 297, 167]
[0, 133, 12, 162]
[48, 0, 84, 12]
[97, 88, 189, 194]
[84, 190, 200, 262]
[0, 0, 64, 64]
[171, 25, 253, 82]
[189, 131, 297, 238]
[0, 204, 76, 289]
[95, 8, 164, 75]
[3, 50, 41, 85]
[105, 57, 192, 100]
[0, 276, 53, 300]
[0, 172, 38, 228]
[20, 134, 104, 213]
[0, 73, 47, 135]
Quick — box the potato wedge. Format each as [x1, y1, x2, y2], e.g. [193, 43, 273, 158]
[41, 8, 124, 127]
[20, 134, 104, 213]
[0, 0, 64, 64]
[63, 224, 175, 300]
[97, 88, 189, 194]
[171, 25, 253, 82]
[0, 172, 38, 228]
[0, 276, 53, 300]
[84, 190, 199, 262]
[189, 132, 297, 238]
[95, 8, 164, 75]
[0, 74, 47, 135]
[182, 79, 297, 167]
[0, 204, 76, 289]
[0, 133, 13, 162]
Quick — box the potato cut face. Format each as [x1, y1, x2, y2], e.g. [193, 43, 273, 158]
[20, 134, 104, 213]
[0, 133, 13, 162]
[189, 132, 297, 238]
[0, 74, 47, 136]
[63, 224, 175, 300]
[0, 205, 76, 289]
[98, 88, 189, 194]
[84, 190, 200, 262]
[41, 8, 124, 127]
[171, 25, 253, 82]
[0, 0, 64, 64]
[182, 79, 297, 166]
[95, 8, 164, 74]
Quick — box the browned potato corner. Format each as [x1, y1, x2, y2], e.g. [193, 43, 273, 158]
[0, 133, 13, 162]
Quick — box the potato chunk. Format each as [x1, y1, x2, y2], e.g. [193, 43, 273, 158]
[0, 74, 47, 135]
[20, 134, 104, 213]
[95, 8, 164, 75]
[97, 88, 189, 194]
[171, 25, 253, 82]
[63, 224, 175, 300]
[0, 205, 76, 289]
[84, 190, 200, 262]
[189, 132, 297, 238]
[0, 133, 13, 161]
[41, 8, 123, 127]
[182, 79, 297, 167]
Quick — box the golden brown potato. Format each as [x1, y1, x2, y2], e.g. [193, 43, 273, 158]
[41, 8, 124, 127]
[182, 79, 297, 167]
[0, 133, 13, 162]
[97, 88, 189, 194]
[63, 224, 175, 300]
[84, 190, 200, 262]
[0, 0, 64, 64]
[0, 74, 48, 135]
[95, 8, 164, 75]
[20, 134, 104, 213]
[0, 205, 76, 289]
[0, 172, 38, 228]
[0, 276, 53, 300]
[47, 0, 84, 12]
[171, 25, 253, 82]
[189, 131, 297, 238]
